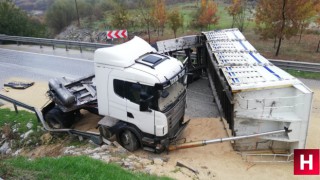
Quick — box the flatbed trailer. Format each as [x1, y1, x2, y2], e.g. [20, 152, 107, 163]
[155, 28, 313, 153]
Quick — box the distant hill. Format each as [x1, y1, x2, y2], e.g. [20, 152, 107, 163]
[13, 0, 199, 14]
[13, 0, 54, 12]
[14, 0, 197, 12]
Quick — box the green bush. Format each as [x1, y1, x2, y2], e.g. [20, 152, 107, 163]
[0, 0, 47, 37]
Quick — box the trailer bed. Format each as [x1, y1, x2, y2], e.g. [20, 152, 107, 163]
[48, 74, 98, 112]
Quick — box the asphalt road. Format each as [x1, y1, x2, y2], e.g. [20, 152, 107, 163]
[0, 48, 94, 89]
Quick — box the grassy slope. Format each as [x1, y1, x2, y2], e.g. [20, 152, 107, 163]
[285, 69, 320, 80]
[0, 108, 38, 133]
[0, 109, 170, 179]
[0, 156, 171, 180]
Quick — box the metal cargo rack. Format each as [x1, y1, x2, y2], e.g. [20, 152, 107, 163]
[202, 29, 313, 152]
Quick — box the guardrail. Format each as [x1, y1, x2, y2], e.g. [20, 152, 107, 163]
[0, 34, 112, 52]
[0, 34, 319, 73]
[172, 52, 320, 73]
[270, 59, 320, 73]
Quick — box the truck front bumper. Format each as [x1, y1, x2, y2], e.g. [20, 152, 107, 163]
[156, 119, 190, 153]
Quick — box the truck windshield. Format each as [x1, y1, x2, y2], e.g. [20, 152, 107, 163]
[158, 75, 186, 112]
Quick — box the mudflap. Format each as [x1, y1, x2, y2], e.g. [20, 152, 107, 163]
[41, 101, 55, 120]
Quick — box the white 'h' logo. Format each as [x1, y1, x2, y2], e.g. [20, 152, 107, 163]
[300, 154, 313, 170]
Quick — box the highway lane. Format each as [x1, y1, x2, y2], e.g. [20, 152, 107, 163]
[0, 48, 94, 88]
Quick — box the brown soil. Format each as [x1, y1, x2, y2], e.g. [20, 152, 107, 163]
[1, 78, 49, 109]
[72, 110, 100, 133]
[134, 118, 294, 179]
[21, 143, 64, 158]
[306, 88, 320, 149]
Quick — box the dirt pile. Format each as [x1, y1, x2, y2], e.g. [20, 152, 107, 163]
[55, 25, 94, 43]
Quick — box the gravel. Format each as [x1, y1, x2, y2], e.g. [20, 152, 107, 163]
[186, 77, 219, 118]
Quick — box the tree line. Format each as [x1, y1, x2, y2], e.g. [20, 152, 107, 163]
[228, 0, 320, 55]
[108, 0, 320, 55]
[110, 0, 219, 42]
[254, 0, 320, 55]
[0, 0, 46, 37]
[1, 0, 320, 55]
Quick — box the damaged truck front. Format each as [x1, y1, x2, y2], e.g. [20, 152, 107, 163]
[41, 36, 188, 153]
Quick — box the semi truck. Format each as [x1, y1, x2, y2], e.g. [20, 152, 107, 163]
[0, 28, 312, 156]
[42, 36, 189, 152]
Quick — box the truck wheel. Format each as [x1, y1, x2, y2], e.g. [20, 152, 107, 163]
[45, 107, 65, 129]
[45, 107, 74, 129]
[119, 130, 139, 152]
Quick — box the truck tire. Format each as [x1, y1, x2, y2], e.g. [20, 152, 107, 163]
[45, 107, 65, 129]
[119, 130, 139, 152]
[45, 107, 74, 129]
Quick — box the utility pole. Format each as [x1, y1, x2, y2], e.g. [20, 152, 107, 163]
[75, 0, 80, 27]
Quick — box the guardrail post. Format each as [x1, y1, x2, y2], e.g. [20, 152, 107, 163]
[65, 45, 68, 51]
[40, 44, 42, 49]
[80, 45, 82, 53]
[14, 104, 18, 114]
[53, 45, 55, 50]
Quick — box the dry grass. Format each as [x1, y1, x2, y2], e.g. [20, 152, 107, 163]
[244, 30, 320, 63]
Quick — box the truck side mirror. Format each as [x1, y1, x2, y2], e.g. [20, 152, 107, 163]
[140, 100, 150, 112]
[140, 92, 153, 112]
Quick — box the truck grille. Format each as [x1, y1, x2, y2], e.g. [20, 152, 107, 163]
[165, 91, 186, 137]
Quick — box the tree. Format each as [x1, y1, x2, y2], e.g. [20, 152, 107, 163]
[227, 0, 248, 32]
[152, 0, 167, 37]
[295, 0, 318, 43]
[167, 8, 183, 38]
[0, 0, 46, 37]
[137, 0, 154, 43]
[194, 0, 219, 30]
[110, 2, 130, 29]
[255, 0, 318, 56]
[45, 0, 77, 34]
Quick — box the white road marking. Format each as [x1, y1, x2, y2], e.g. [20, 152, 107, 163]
[0, 48, 93, 62]
[0, 61, 78, 79]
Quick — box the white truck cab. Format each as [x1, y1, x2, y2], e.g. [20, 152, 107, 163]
[94, 37, 188, 152]
[43, 36, 188, 152]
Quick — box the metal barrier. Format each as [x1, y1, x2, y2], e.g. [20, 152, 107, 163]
[0, 34, 112, 52]
[270, 59, 320, 73]
[0, 94, 103, 144]
[173, 52, 320, 73]
[0, 34, 319, 72]
[242, 152, 293, 163]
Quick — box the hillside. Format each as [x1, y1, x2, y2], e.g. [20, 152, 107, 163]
[13, 0, 54, 12]
[13, 0, 196, 13]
